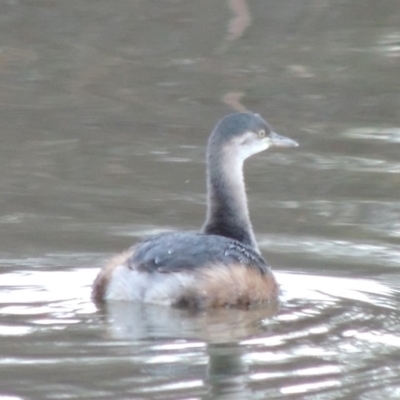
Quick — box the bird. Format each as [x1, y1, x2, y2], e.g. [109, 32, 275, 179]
[92, 112, 298, 308]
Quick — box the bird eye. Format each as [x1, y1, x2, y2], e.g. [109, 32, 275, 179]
[258, 130, 266, 138]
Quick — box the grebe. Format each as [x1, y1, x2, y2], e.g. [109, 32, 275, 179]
[92, 112, 298, 308]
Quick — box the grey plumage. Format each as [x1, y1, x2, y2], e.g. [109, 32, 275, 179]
[129, 232, 270, 274]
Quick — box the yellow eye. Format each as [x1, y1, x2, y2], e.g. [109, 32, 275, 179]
[258, 129, 266, 138]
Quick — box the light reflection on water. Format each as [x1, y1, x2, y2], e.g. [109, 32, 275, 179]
[1, 182, 400, 398]
[376, 32, 400, 57]
[1, 0, 400, 398]
[342, 127, 400, 143]
[259, 235, 400, 269]
[301, 153, 400, 173]
[0, 255, 400, 399]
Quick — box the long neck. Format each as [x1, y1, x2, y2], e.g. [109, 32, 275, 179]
[202, 145, 259, 251]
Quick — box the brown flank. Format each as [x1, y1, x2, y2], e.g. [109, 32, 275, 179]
[177, 262, 279, 308]
[91, 248, 135, 303]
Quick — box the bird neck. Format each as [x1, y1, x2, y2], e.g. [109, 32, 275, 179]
[202, 149, 259, 251]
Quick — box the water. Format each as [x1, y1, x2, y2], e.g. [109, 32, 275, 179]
[1, 0, 400, 399]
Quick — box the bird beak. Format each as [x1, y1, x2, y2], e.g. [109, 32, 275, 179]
[268, 131, 299, 148]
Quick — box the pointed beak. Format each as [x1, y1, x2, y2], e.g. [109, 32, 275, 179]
[268, 131, 299, 148]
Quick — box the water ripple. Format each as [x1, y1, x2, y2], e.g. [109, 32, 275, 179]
[0, 261, 399, 399]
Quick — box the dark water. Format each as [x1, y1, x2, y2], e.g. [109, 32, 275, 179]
[1, 0, 400, 399]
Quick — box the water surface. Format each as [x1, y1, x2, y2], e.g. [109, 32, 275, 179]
[1, 0, 400, 399]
